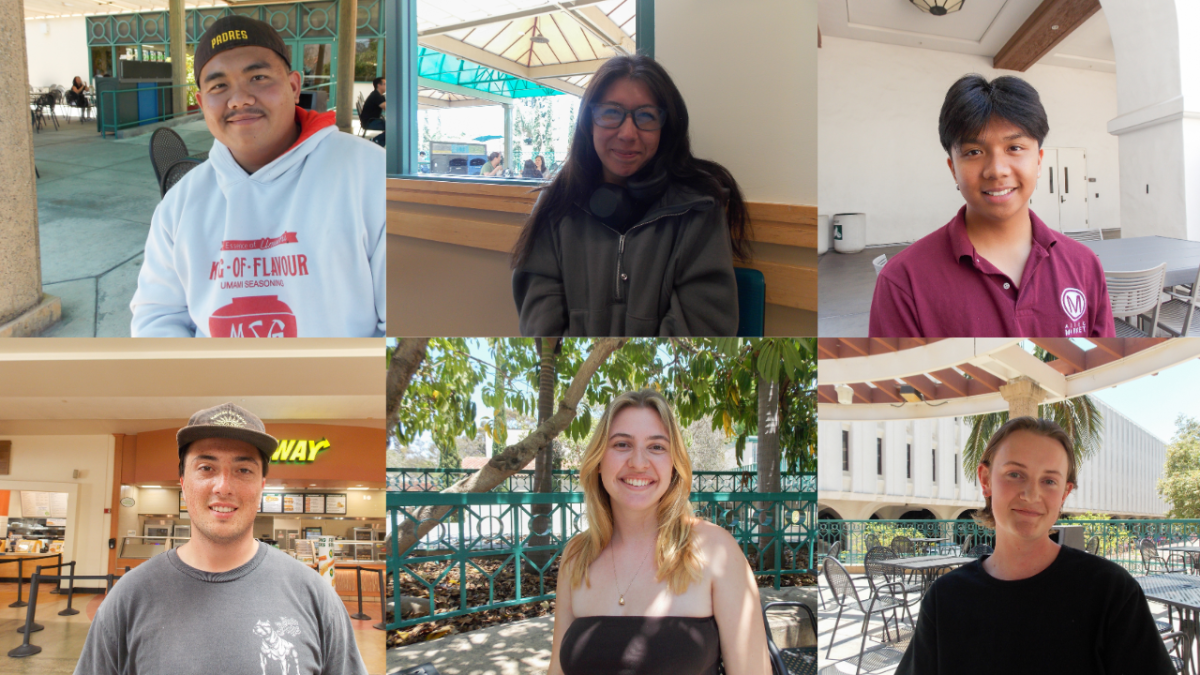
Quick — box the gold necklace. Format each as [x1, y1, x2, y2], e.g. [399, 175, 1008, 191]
[610, 537, 654, 606]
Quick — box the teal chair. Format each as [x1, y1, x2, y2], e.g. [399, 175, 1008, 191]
[735, 267, 765, 337]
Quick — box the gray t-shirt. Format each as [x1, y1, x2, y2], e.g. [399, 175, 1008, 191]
[73, 542, 368, 675]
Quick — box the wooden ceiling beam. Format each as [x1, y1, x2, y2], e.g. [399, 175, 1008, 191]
[849, 383, 874, 404]
[993, 0, 1101, 73]
[1031, 338, 1086, 371]
[931, 369, 970, 397]
[957, 363, 1006, 391]
[817, 385, 838, 404]
[901, 374, 940, 401]
[816, 339, 840, 360]
[871, 381, 905, 403]
[869, 338, 899, 353]
[838, 339, 871, 357]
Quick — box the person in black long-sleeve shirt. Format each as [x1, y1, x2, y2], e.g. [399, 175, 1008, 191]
[361, 77, 385, 144]
[896, 417, 1174, 675]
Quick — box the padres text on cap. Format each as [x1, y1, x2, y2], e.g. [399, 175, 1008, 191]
[193, 15, 291, 85]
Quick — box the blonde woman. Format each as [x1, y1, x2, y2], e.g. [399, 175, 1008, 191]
[896, 417, 1172, 675]
[549, 389, 769, 675]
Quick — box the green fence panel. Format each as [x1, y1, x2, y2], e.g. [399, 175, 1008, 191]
[386, 468, 816, 494]
[386, 485, 817, 630]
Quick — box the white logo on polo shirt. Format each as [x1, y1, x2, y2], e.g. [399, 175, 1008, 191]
[1061, 288, 1087, 322]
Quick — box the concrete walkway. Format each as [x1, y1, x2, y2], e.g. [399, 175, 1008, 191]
[386, 587, 817, 675]
[31, 113, 213, 337]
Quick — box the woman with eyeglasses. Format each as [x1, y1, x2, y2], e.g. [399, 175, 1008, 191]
[511, 55, 749, 337]
[549, 390, 770, 675]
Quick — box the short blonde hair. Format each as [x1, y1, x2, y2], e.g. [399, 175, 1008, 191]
[973, 416, 1077, 529]
[560, 389, 702, 594]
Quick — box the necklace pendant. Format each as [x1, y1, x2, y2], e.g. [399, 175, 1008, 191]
[619, 596, 625, 606]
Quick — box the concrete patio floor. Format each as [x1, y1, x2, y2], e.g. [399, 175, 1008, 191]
[386, 587, 818, 675]
[815, 565, 1171, 674]
[31, 112, 214, 337]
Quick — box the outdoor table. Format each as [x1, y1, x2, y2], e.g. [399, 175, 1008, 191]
[907, 537, 949, 555]
[878, 554, 975, 595]
[1136, 573, 1200, 675]
[1083, 236, 1200, 288]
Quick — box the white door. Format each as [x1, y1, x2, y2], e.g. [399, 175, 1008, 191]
[1031, 149, 1060, 231]
[1057, 148, 1089, 232]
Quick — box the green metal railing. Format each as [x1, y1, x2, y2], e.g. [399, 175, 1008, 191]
[386, 467, 816, 494]
[386, 481, 817, 629]
[818, 519, 1200, 573]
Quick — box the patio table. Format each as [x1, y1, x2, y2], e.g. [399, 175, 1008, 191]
[1136, 573, 1200, 675]
[907, 537, 949, 555]
[1083, 236, 1200, 288]
[878, 554, 975, 594]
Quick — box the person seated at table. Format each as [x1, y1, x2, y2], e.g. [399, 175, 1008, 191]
[510, 54, 746, 336]
[67, 76, 90, 111]
[869, 74, 1115, 337]
[481, 152, 504, 177]
[549, 389, 769, 675]
[360, 77, 385, 136]
[896, 417, 1173, 675]
[522, 159, 543, 179]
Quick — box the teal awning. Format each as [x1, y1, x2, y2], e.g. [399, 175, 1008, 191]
[418, 47, 562, 99]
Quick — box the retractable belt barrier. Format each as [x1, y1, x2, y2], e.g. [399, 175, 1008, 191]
[8, 566, 130, 658]
[0, 554, 62, 608]
[335, 565, 388, 630]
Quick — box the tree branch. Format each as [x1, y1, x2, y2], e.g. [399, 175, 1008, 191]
[386, 338, 430, 434]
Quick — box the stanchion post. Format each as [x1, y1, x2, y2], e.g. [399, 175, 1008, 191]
[59, 562, 78, 616]
[7, 573, 42, 656]
[350, 566, 370, 620]
[9, 559, 26, 608]
[16, 568, 45, 634]
[106, 573, 114, 595]
[50, 554, 65, 594]
[373, 568, 387, 631]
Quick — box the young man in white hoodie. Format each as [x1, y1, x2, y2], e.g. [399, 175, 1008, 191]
[130, 16, 385, 337]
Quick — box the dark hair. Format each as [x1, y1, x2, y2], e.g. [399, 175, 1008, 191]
[973, 417, 1075, 529]
[373, 76, 384, 89]
[511, 54, 750, 268]
[939, 74, 1049, 155]
[534, 154, 545, 168]
[73, 76, 83, 88]
[488, 151, 502, 162]
[178, 441, 269, 478]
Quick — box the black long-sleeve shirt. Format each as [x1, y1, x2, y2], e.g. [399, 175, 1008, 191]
[896, 545, 1174, 675]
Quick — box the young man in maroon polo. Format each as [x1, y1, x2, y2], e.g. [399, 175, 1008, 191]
[869, 75, 1115, 337]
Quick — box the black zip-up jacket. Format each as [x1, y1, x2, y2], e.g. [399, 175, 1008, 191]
[512, 182, 739, 336]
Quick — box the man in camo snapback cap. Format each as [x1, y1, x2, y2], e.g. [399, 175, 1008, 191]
[177, 402, 278, 475]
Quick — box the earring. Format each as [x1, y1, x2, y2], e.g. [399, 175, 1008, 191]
[955, 184, 960, 191]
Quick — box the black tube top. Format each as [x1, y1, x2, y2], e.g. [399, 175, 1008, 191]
[560, 615, 720, 675]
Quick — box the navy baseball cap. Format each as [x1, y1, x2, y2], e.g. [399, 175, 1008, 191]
[194, 15, 291, 84]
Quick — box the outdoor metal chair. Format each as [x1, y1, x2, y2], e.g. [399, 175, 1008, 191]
[817, 540, 842, 610]
[150, 127, 191, 188]
[1085, 536, 1099, 555]
[1163, 630, 1191, 674]
[32, 92, 59, 132]
[1156, 263, 1200, 337]
[865, 533, 881, 551]
[763, 601, 817, 675]
[968, 544, 992, 557]
[824, 556, 909, 675]
[1141, 537, 1188, 575]
[890, 535, 915, 558]
[1064, 229, 1103, 242]
[1107, 263, 1167, 337]
[872, 254, 887, 277]
[160, 158, 202, 198]
[863, 546, 921, 625]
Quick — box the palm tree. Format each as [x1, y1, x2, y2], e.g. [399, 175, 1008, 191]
[962, 346, 1103, 482]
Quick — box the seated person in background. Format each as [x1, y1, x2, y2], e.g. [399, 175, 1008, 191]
[869, 75, 1114, 337]
[481, 152, 505, 177]
[130, 15, 385, 337]
[522, 159, 543, 179]
[67, 76, 90, 110]
[896, 417, 1174, 675]
[360, 77, 385, 133]
[511, 55, 745, 337]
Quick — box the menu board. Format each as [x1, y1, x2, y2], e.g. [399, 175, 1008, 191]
[325, 494, 347, 515]
[20, 491, 68, 518]
[282, 493, 305, 515]
[179, 491, 187, 513]
[304, 494, 326, 514]
[261, 493, 283, 514]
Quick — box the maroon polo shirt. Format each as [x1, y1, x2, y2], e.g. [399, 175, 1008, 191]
[869, 207, 1115, 337]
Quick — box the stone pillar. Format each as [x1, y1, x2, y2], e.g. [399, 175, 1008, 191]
[0, 0, 60, 336]
[335, 0, 358, 133]
[503, 103, 513, 175]
[169, 0, 187, 120]
[998, 377, 1048, 419]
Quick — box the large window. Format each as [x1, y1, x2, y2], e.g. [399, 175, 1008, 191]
[355, 38, 383, 82]
[842, 430, 849, 472]
[876, 438, 882, 476]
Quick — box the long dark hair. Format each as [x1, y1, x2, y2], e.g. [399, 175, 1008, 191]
[511, 55, 750, 268]
[73, 76, 83, 88]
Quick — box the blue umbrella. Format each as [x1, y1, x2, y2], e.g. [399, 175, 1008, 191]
[474, 135, 503, 142]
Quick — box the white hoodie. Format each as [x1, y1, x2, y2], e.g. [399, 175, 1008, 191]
[131, 109, 386, 337]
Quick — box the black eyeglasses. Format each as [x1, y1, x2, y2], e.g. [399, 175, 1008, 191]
[590, 103, 667, 131]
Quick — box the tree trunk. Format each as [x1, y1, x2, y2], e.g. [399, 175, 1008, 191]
[757, 372, 781, 570]
[386, 338, 430, 434]
[528, 338, 559, 566]
[492, 340, 508, 448]
[392, 338, 625, 559]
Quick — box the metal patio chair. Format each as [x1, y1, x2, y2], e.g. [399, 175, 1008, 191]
[150, 127, 191, 188]
[1064, 229, 1103, 242]
[864, 546, 921, 624]
[1107, 263, 1167, 336]
[1141, 537, 1188, 575]
[1163, 630, 1191, 674]
[968, 544, 993, 557]
[824, 556, 909, 675]
[817, 540, 842, 610]
[1085, 536, 1099, 555]
[890, 536, 915, 558]
[872, 254, 888, 277]
[763, 601, 817, 675]
[1156, 263, 1200, 337]
[160, 158, 202, 197]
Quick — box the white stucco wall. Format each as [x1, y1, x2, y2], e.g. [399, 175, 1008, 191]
[24, 16, 89, 89]
[819, 35, 1121, 247]
[656, 0, 817, 206]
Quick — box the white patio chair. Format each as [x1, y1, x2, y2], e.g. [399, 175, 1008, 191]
[872, 254, 887, 277]
[1064, 229, 1102, 242]
[1155, 264, 1200, 337]
[1106, 263, 1167, 336]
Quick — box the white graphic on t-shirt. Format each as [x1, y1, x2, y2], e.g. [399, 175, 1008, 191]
[254, 618, 301, 675]
[1061, 288, 1087, 322]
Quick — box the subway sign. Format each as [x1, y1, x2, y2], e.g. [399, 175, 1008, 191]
[271, 439, 331, 463]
